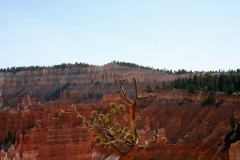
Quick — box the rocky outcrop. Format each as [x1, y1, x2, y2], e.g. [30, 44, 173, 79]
[134, 96, 240, 160]
[23, 150, 38, 160]
[0, 110, 35, 144]
[229, 141, 240, 160]
[0, 145, 21, 160]
[12, 105, 93, 160]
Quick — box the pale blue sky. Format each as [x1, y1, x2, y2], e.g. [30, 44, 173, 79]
[0, 0, 239, 71]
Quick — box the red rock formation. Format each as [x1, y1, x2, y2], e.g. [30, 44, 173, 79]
[0, 64, 240, 160]
[14, 105, 93, 160]
[23, 150, 38, 160]
[229, 141, 240, 160]
[0, 111, 35, 144]
[0, 145, 21, 160]
[1, 90, 239, 159]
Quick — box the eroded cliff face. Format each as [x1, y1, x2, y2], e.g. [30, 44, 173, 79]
[0, 64, 239, 160]
[0, 111, 35, 144]
[137, 100, 240, 160]
[0, 105, 95, 160]
[0, 92, 239, 160]
[0, 64, 184, 108]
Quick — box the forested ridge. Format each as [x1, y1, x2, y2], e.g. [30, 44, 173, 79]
[0, 62, 92, 73]
[173, 72, 240, 94]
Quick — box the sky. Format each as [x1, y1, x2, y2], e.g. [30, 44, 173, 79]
[0, 0, 240, 71]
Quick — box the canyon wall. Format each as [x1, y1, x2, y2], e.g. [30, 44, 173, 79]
[1, 105, 94, 160]
[0, 64, 239, 159]
[0, 64, 185, 108]
[0, 94, 239, 160]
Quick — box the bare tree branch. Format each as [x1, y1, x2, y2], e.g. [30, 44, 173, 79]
[71, 106, 134, 155]
[133, 78, 138, 99]
[119, 79, 133, 105]
[137, 130, 159, 148]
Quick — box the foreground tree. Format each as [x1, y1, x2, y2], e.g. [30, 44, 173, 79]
[72, 78, 162, 160]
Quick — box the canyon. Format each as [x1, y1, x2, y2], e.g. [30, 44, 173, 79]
[0, 63, 239, 160]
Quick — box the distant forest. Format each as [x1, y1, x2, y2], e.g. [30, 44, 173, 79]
[172, 72, 240, 94]
[112, 61, 240, 76]
[0, 61, 193, 74]
[0, 62, 92, 73]
[112, 61, 192, 74]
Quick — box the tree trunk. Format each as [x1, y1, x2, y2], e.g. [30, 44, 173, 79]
[129, 104, 136, 136]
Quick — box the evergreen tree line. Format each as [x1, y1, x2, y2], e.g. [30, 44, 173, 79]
[112, 61, 192, 74]
[173, 73, 240, 94]
[0, 62, 92, 74]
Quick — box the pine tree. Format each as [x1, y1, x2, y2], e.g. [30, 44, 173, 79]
[230, 114, 236, 131]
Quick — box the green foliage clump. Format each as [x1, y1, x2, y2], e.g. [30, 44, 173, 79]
[89, 103, 138, 147]
[201, 93, 223, 108]
[173, 72, 240, 94]
[230, 114, 237, 131]
[188, 84, 197, 94]
[201, 93, 215, 106]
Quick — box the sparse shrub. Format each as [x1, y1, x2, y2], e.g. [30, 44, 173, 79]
[188, 84, 197, 94]
[201, 93, 215, 106]
[230, 114, 236, 130]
